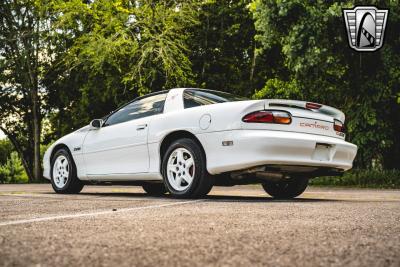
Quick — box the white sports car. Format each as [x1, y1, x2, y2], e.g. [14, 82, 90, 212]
[43, 88, 357, 198]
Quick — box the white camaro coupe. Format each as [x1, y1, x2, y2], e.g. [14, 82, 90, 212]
[43, 88, 357, 198]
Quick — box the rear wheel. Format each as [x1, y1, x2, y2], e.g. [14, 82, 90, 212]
[162, 138, 213, 198]
[262, 177, 308, 199]
[142, 183, 167, 196]
[51, 148, 84, 194]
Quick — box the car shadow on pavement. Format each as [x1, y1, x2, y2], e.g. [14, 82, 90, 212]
[204, 195, 338, 203]
[75, 192, 150, 198]
[74, 192, 338, 203]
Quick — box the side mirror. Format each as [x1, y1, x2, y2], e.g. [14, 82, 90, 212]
[90, 119, 103, 129]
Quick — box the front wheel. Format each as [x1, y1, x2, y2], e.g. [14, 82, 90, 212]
[51, 148, 84, 194]
[162, 138, 213, 198]
[262, 177, 308, 199]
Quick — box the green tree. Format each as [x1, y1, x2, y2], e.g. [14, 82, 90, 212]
[0, 139, 13, 165]
[0, 0, 53, 181]
[0, 152, 28, 183]
[190, 0, 267, 96]
[42, 0, 200, 138]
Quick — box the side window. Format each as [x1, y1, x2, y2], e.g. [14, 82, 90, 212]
[104, 93, 167, 126]
[183, 89, 247, 109]
[183, 90, 217, 108]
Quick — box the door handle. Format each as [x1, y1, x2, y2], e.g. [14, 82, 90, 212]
[136, 124, 147, 130]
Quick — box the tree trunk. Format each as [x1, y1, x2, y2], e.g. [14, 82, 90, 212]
[32, 11, 42, 182]
[250, 42, 257, 84]
[31, 88, 41, 182]
[201, 14, 209, 81]
[0, 127, 34, 182]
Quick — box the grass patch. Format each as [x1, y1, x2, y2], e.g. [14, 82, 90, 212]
[310, 169, 400, 189]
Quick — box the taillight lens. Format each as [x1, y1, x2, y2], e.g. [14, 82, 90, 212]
[334, 119, 345, 132]
[242, 111, 292, 124]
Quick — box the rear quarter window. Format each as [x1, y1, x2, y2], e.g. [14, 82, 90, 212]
[183, 89, 247, 109]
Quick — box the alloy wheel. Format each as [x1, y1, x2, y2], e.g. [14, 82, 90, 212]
[53, 155, 69, 189]
[166, 147, 195, 191]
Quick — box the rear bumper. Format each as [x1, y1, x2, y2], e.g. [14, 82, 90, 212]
[196, 130, 357, 175]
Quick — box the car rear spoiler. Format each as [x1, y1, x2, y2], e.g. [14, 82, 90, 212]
[264, 99, 345, 122]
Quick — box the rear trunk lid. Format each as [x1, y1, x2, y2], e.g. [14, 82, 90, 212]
[241, 99, 346, 139]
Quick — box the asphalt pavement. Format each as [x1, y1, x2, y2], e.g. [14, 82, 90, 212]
[0, 184, 399, 267]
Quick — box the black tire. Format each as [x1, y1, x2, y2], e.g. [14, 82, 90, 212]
[262, 177, 309, 199]
[162, 138, 213, 198]
[142, 183, 167, 196]
[50, 148, 84, 194]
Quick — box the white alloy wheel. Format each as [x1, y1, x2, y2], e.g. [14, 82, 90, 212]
[52, 155, 69, 189]
[166, 147, 195, 191]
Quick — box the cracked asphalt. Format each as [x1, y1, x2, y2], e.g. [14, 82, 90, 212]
[0, 184, 399, 267]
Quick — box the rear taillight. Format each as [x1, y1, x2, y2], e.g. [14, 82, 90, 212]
[242, 110, 292, 124]
[334, 119, 345, 133]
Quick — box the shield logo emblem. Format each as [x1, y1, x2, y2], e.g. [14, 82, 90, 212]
[343, 6, 389, 52]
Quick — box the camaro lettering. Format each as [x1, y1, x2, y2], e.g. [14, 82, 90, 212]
[299, 122, 329, 130]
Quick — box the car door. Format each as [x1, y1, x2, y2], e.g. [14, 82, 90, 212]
[82, 92, 168, 177]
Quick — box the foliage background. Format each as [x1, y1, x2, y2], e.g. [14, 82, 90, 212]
[0, 0, 399, 185]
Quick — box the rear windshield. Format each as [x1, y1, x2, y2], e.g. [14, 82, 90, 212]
[183, 89, 248, 109]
